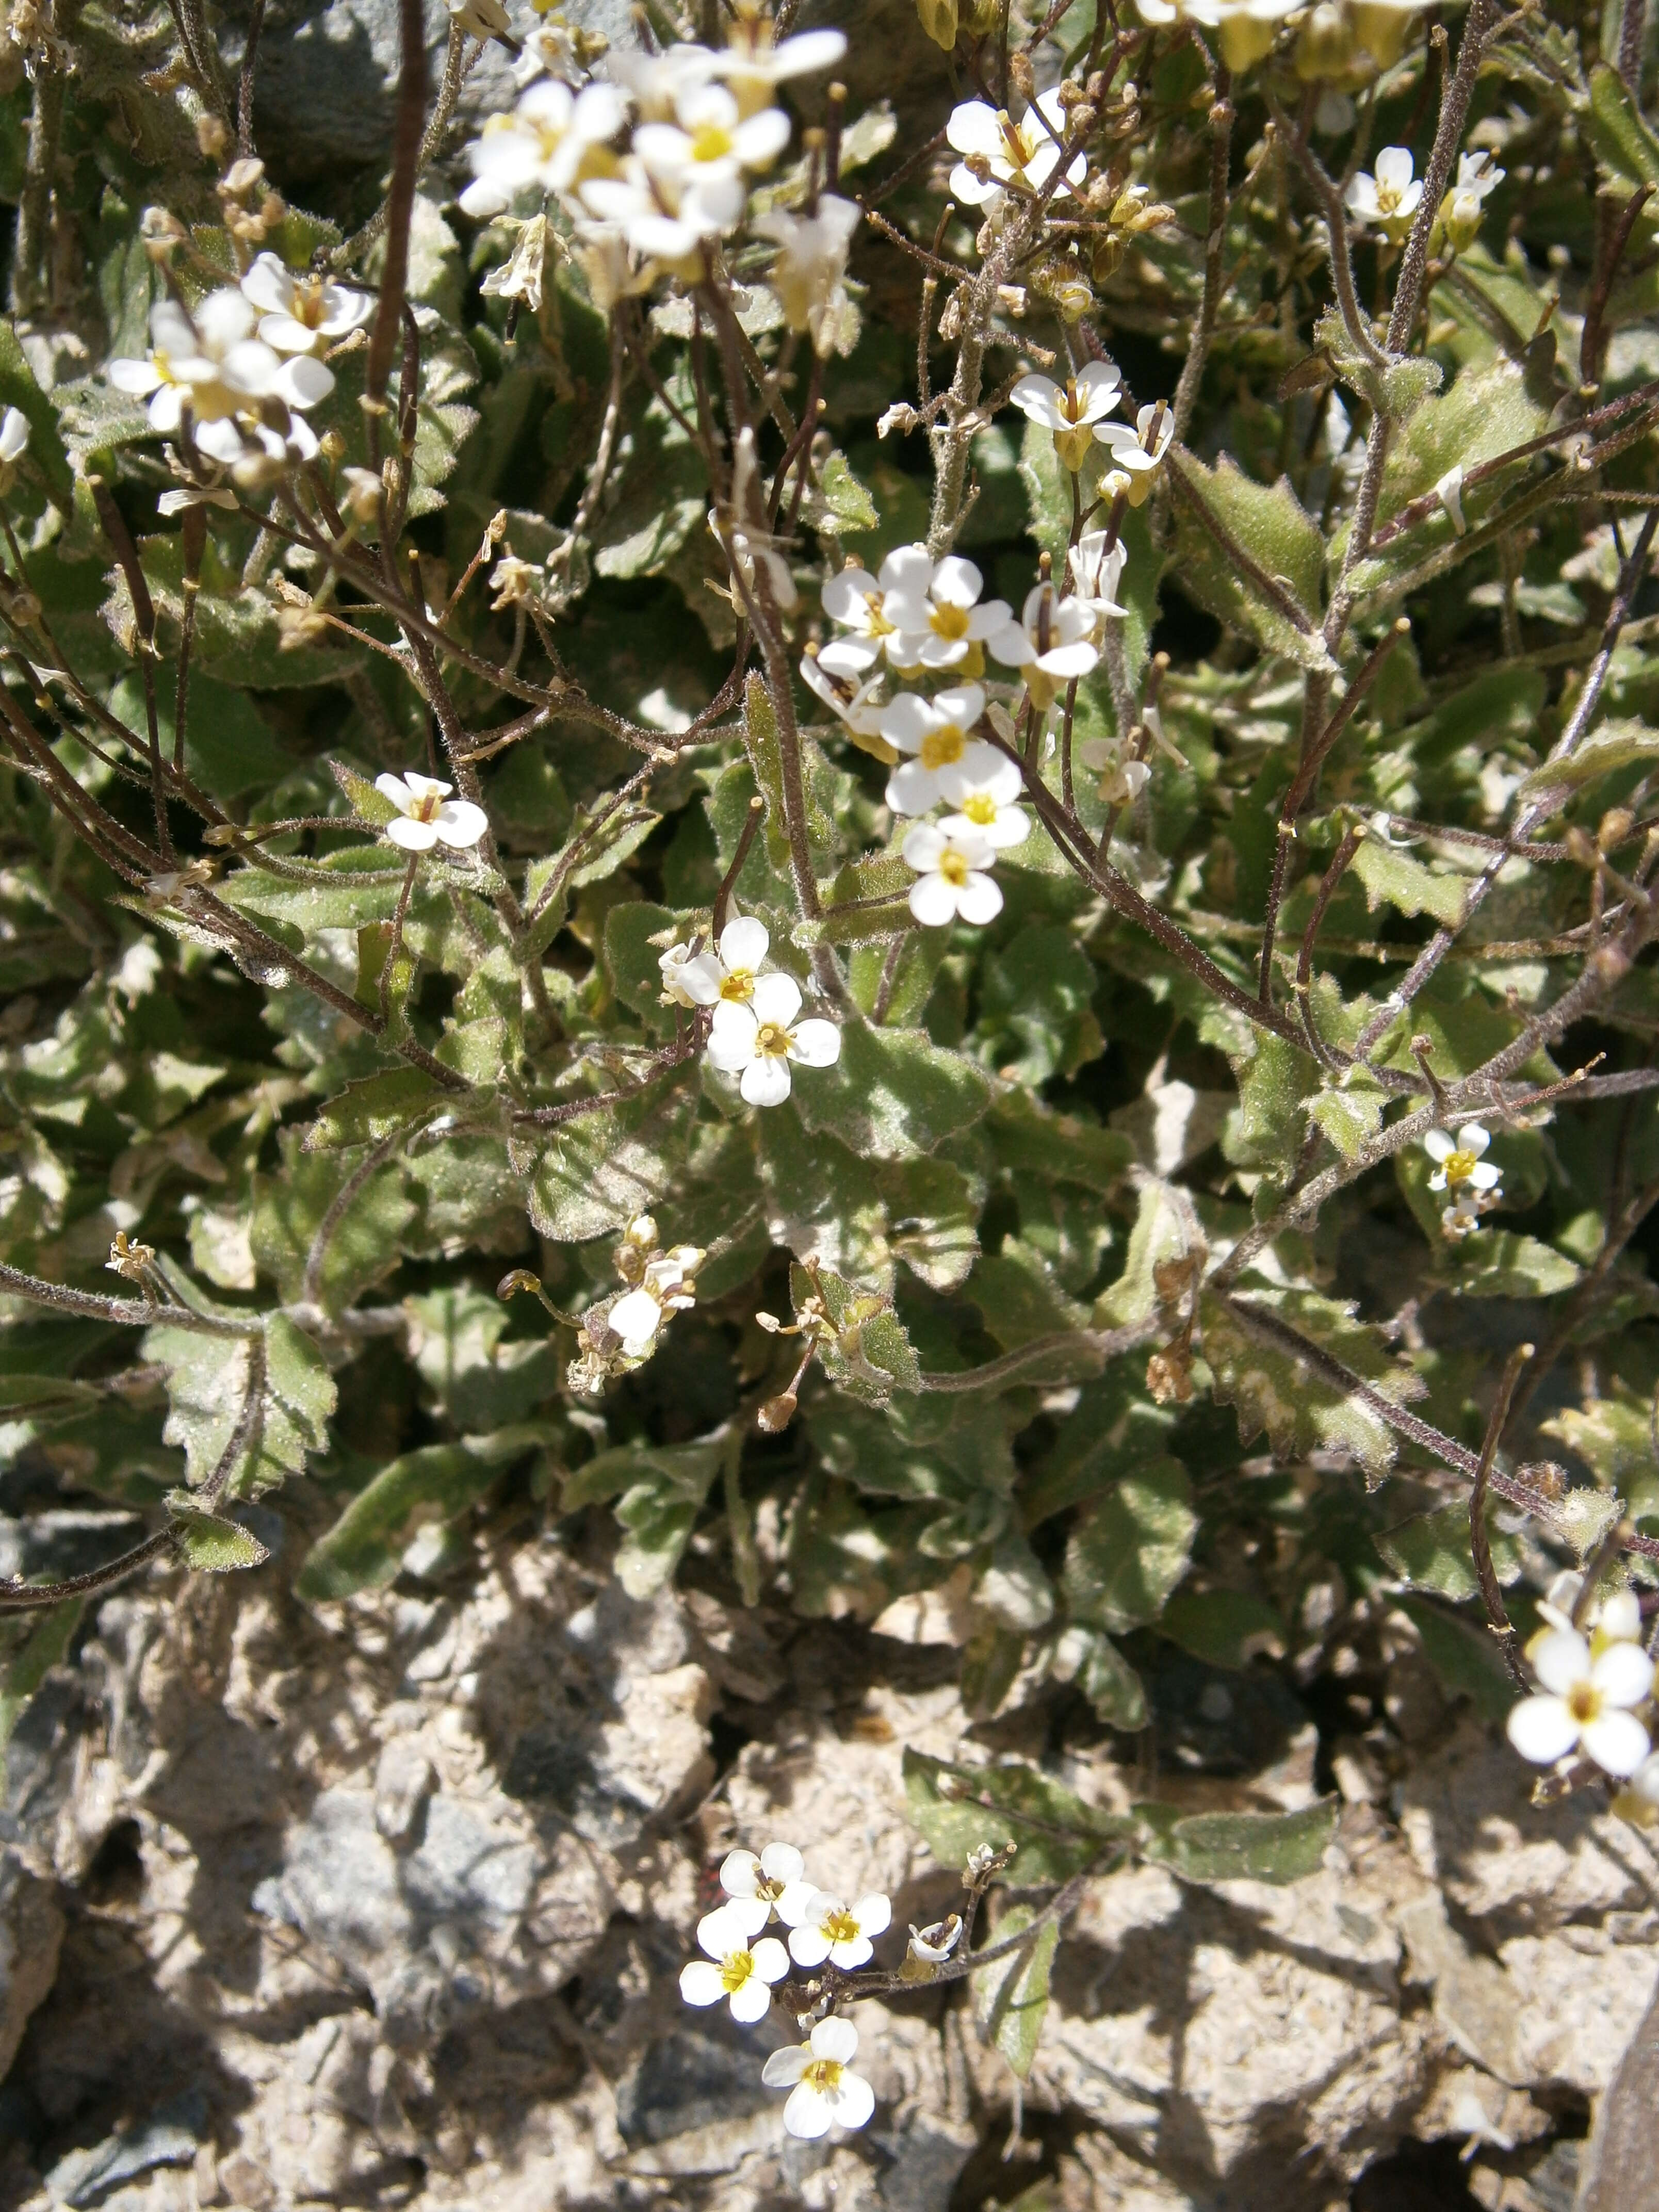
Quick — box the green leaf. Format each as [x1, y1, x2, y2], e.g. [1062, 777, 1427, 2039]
[561, 1435, 723, 1596]
[1160, 1587, 1286, 1668]
[1, 1598, 84, 1784]
[756, 1102, 891, 1282]
[1170, 452, 1332, 670]
[1375, 1500, 1523, 1601]
[147, 1315, 335, 1499]
[987, 1092, 1131, 1194]
[974, 924, 1102, 1085]
[1350, 835, 1469, 926]
[167, 1506, 270, 1572]
[805, 448, 879, 535]
[1063, 1457, 1196, 1633]
[1449, 1231, 1582, 1299]
[1308, 1074, 1388, 1160]
[303, 1069, 446, 1150]
[1200, 1289, 1425, 1484]
[525, 1079, 696, 1244]
[902, 1749, 1135, 1884]
[296, 1426, 550, 1600]
[1584, 60, 1659, 190]
[1225, 1034, 1312, 1178]
[250, 1134, 418, 1310]
[404, 1284, 562, 1429]
[1068, 1629, 1147, 1728]
[1138, 1798, 1338, 1885]
[1393, 1595, 1517, 1721]
[791, 1262, 922, 1404]
[880, 1156, 982, 1292]
[792, 1017, 994, 1162]
[967, 1239, 1089, 1352]
[1516, 719, 1659, 814]
[974, 1905, 1059, 2080]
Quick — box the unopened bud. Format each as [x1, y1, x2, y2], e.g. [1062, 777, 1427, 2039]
[1007, 51, 1034, 101]
[1600, 807, 1636, 852]
[196, 112, 230, 161]
[757, 1393, 798, 1434]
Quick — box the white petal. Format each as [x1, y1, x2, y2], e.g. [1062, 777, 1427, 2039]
[934, 682, 985, 727]
[718, 1894, 771, 1937]
[955, 872, 1004, 926]
[108, 358, 164, 395]
[852, 1893, 891, 1937]
[787, 1924, 833, 1967]
[985, 620, 1033, 668]
[385, 817, 439, 851]
[901, 822, 949, 871]
[823, 567, 877, 624]
[740, 1055, 793, 1107]
[1505, 1694, 1579, 1765]
[1423, 1129, 1456, 1161]
[608, 1289, 663, 1351]
[945, 100, 1002, 157]
[697, 1904, 750, 1956]
[720, 1848, 762, 1896]
[1532, 1628, 1593, 1698]
[1037, 640, 1100, 679]
[751, 1936, 790, 1982]
[706, 1001, 760, 1071]
[1582, 1707, 1651, 1778]
[680, 1959, 726, 2005]
[376, 773, 414, 806]
[1461, 1123, 1491, 1156]
[749, 972, 803, 1027]
[908, 873, 959, 928]
[720, 916, 769, 971]
[1597, 1592, 1644, 1645]
[880, 692, 937, 753]
[434, 800, 490, 849]
[788, 1018, 841, 1069]
[728, 1976, 774, 2023]
[1375, 145, 1416, 191]
[828, 1934, 873, 1968]
[810, 2016, 859, 2063]
[674, 953, 723, 1006]
[783, 2083, 834, 2139]
[762, 2044, 808, 2087]
[759, 1841, 805, 1885]
[831, 2070, 874, 2129]
[1465, 1162, 1501, 1192]
[773, 1880, 817, 1926]
[886, 761, 942, 816]
[1592, 1640, 1655, 1708]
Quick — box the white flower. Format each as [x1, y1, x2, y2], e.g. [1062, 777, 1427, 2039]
[762, 2016, 875, 2140]
[946, 90, 1084, 209]
[801, 641, 891, 754]
[240, 252, 372, 355]
[907, 1913, 963, 1965]
[785, 1888, 891, 1970]
[1010, 360, 1121, 471]
[1435, 463, 1467, 536]
[706, 972, 841, 1107]
[902, 820, 1003, 928]
[1068, 529, 1129, 627]
[712, 19, 846, 115]
[1456, 149, 1504, 202]
[0, 405, 27, 464]
[986, 577, 1101, 690]
[937, 744, 1029, 851]
[1134, 0, 1297, 71]
[1345, 146, 1423, 233]
[588, 78, 789, 258]
[1423, 1123, 1501, 1195]
[461, 78, 627, 219]
[1626, 1746, 1659, 1808]
[1078, 739, 1150, 806]
[718, 1842, 816, 1935]
[1094, 400, 1174, 506]
[661, 914, 772, 1009]
[608, 1246, 702, 1356]
[679, 1902, 790, 2023]
[879, 682, 985, 813]
[1440, 1198, 1483, 1242]
[375, 772, 490, 853]
[605, 41, 722, 122]
[448, 0, 511, 38]
[880, 550, 1009, 673]
[108, 292, 276, 436]
[1506, 1624, 1654, 1778]
[481, 214, 549, 312]
[753, 194, 860, 354]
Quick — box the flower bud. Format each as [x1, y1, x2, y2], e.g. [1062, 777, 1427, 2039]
[758, 1392, 798, 1433]
[1295, 3, 1354, 80]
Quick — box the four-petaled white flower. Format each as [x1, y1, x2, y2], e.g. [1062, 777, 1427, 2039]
[880, 682, 986, 814]
[718, 1842, 816, 1934]
[1069, 529, 1129, 628]
[608, 1246, 702, 1357]
[661, 915, 772, 1010]
[987, 578, 1101, 694]
[1010, 360, 1121, 471]
[786, 1888, 892, 1971]
[108, 292, 335, 474]
[1423, 1123, 1501, 1196]
[1455, 149, 1504, 203]
[240, 253, 371, 355]
[461, 78, 627, 219]
[679, 1902, 790, 2023]
[583, 78, 787, 261]
[706, 972, 841, 1106]
[1506, 1623, 1654, 1778]
[946, 91, 1085, 209]
[710, 19, 846, 115]
[1345, 145, 1423, 234]
[937, 744, 1030, 852]
[880, 550, 1009, 673]
[1078, 738, 1151, 807]
[1440, 1197, 1483, 1242]
[0, 406, 28, 466]
[1094, 400, 1174, 506]
[902, 821, 1003, 928]
[762, 2016, 875, 2140]
[754, 194, 860, 353]
[801, 641, 892, 754]
[376, 772, 490, 853]
[1133, 0, 1298, 73]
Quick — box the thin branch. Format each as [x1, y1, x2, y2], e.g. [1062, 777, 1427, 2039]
[1470, 1344, 1532, 1689]
[0, 1262, 259, 1337]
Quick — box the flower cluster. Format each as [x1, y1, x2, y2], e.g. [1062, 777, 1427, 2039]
[660, 917, 842, 1108]
[1507, 1579, 1658, 1793]
[1422, 1123, 1503, 1241]
[678, 1842, 889, 2138]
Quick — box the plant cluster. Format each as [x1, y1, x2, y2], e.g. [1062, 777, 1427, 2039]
[3, 0, 1659, 2112]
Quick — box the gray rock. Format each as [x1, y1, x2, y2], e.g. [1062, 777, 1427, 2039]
[43, 2090, 206, 2209]
[614, 2014, 782, 2151]
[0, 1854, 63, 2078]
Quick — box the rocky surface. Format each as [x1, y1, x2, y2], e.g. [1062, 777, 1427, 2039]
[3, 1530, 1658, 2212]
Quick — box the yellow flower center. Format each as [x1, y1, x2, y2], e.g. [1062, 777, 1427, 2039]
[413, 790, 443, 822]
[961, 793, 998, 826]
[919, 723, 966, 771]
[937, 850, 970, 888]
[822, 1908, 861, 1944]
[803, 2057, 843, 2092]
[1567, 1682, 1602, 1726]
[691, 122, 736, 164]
[755, 1021, 793, 1058]
[1442, 1149, 1478, 1184]
[719, 1949, 755, 1993]
[863, 599, 896, 636]
[720, 968, 755, 1002]
[1377, 181, 1404, 215]
[929, 603, 971, 641]
[293, 276, 327, 328]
